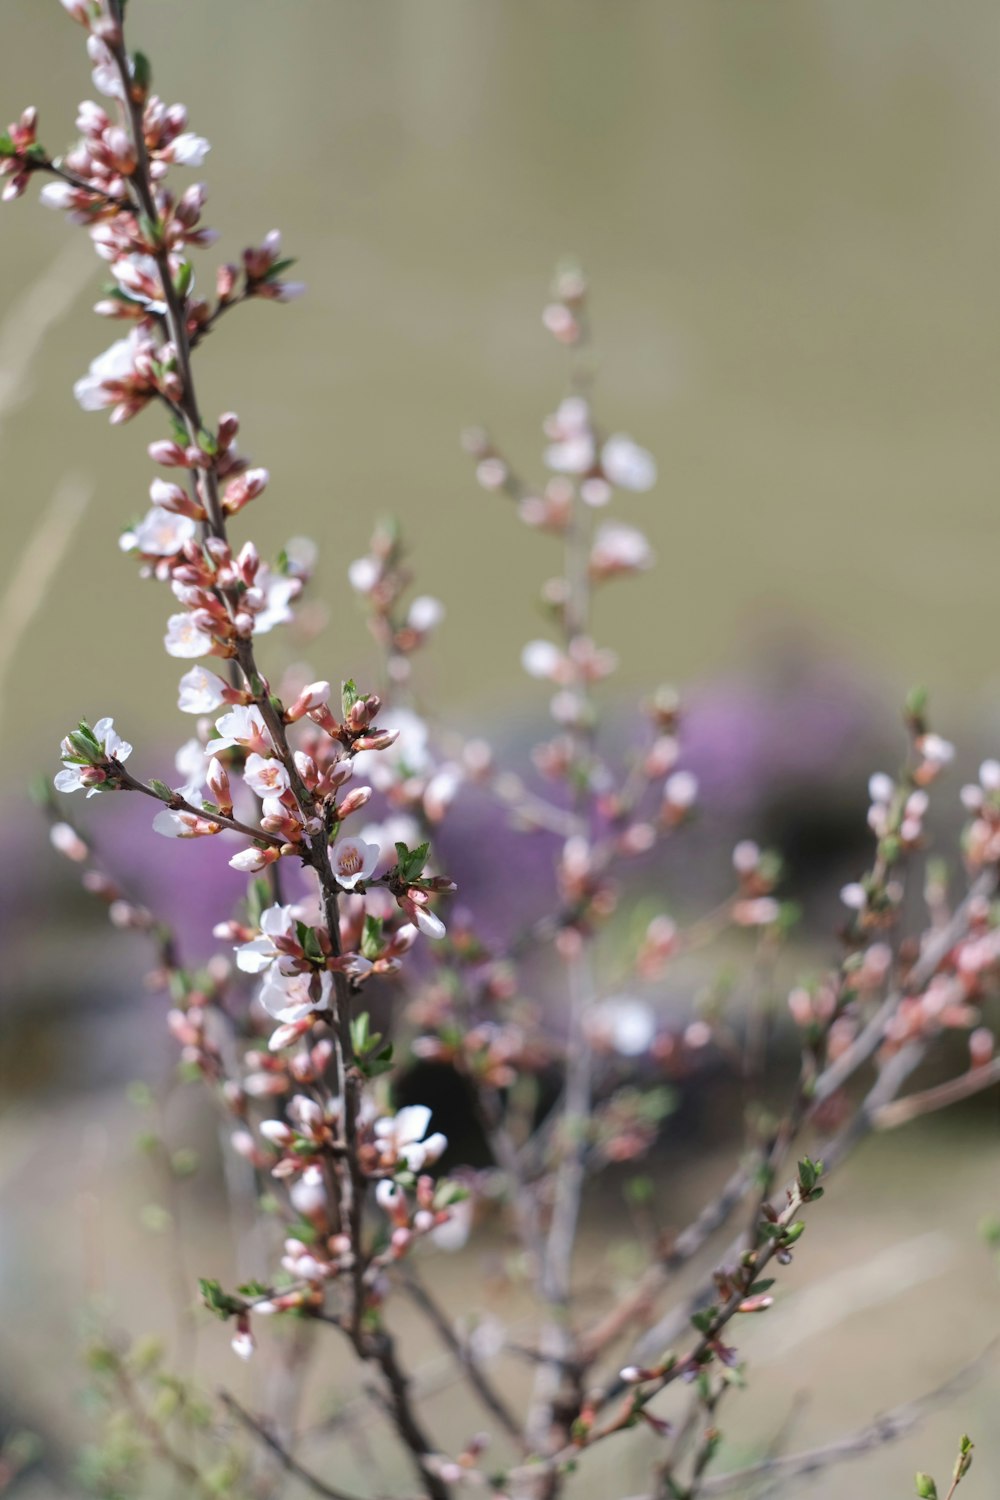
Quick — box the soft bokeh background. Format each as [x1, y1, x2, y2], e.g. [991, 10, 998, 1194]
[1, 2, 998, 1496]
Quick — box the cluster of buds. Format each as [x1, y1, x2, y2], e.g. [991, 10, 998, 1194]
[0, 107, 44, 201]
[375, 1174, 471, 1259]
[55, 716, 132, 796]
[961, 760, 1000, 868]
[348, 522, 445, 687]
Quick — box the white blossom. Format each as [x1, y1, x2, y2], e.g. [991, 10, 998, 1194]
[521, 639, 563, 681]
[87, 35, 125, 99]
[235, 903, 298, 975]
[601, 434, 657, 491]
[124, 505, 196, 557]
[589, 996, 657, 1057]
[591, 522, 654, 575]
[164, 611, 214, 659]
[55, 716, 132, 796]
[171, 132, 211, 166]
[348, 556, 379, 594]
[73, 335, 135, 411]
[253, 571, 300, 634]
[174, 737, 206, 796]
[177, 666, 227, 715]
[407, 595, 445, 633]
[244, 752, 290, 798]
[431, 1197, 473, 1252]
[259, 968, 332, 1024]
[331, 836, 381, 890]
[664, 770, 698, 810]
[207, 705, 269, 754]
[373, 1105, 448, 1172]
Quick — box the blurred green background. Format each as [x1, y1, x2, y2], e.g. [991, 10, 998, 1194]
[4, 0, 1000, 767]
[1, 3, 999, 1497]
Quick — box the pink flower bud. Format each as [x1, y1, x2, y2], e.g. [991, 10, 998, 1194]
[969, 1027, 994, 1068]
[206, 757, 232, 815]
[337, 785, 372, 818]
[286, 681, 331, 722]
[50, 821, 89, 861]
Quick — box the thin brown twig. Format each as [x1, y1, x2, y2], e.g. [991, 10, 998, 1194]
[403, 1269, 524, 1446]
[873, 1056, 1000, 1131]
[219, 1390, 368, 1500]
[642, 1339, 998, 1499]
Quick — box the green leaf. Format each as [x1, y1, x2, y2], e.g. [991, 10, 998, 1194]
[236, 1280, 269, 1299]
[68, 728, 101, 761]
[199, 1279, 240, 1321]
[301, 925, 325, 964]
[394, 840, 430, 882]
[148, 779, 176, 803]
[264, 256, 297, 281]
[690, 1307, 717, 1336]
[914, 1474, 937, 1499]
[132, 49, 153, 93]
[361, 914, 383, 960]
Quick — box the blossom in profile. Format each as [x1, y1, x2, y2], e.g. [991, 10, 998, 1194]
[207, 705, 270, 755]
[235, 903, 299, 975]
[73, 329, 159, 421]
[373, 1105, 448, 1173]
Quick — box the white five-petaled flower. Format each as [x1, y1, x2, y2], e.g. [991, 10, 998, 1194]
[123, 505, 197, 557]
[243, 752, 291, 798]
[259, 967, 332, 1023]
[373, 1105, 448, 1173]
[164, 611, 214, 659]
[207, 705, 270, 755]
[331, 836, 381, 890]
[54, 716, 133, 795]
[177, 666, 227, 715]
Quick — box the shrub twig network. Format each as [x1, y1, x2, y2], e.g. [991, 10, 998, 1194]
[2, 4, 996, 1496]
